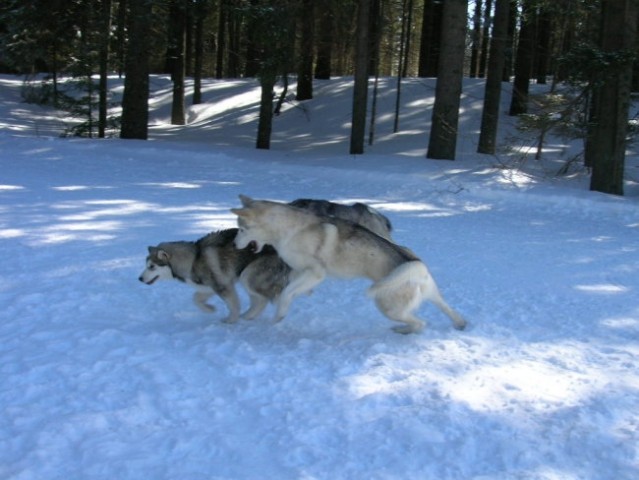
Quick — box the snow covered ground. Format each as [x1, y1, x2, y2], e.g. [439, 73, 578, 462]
[0, 74, 638, 479]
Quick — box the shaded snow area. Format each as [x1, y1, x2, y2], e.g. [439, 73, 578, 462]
[1, 74, 638, 479]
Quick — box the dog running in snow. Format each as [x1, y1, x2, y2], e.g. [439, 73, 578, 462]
[232, 195, 466, 334]
[139, 198, 394, 323]
[138, 229, 289, 323]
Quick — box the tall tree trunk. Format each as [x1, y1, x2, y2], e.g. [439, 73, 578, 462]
[116, 0, 127, 78]
[256, 74, 275, 149]
[120, 0, 152, 140]
[478, 0, 493, 78]
[535, 6, 551, 84]
[502, 0, 517, 81]
[401, 0, 413, 78]
[244, 0, 260, 77]
[394, 0, 408, 132]
[588, 0, 637, 195]
[227, 5, 241, 77]
[368, 0, 383, 145]
[426, 0, 467, 160]
[98, 0, 112, 138]
[170, 0, 186, 125]
[192, 0, 206, 105]
[349, 0, 371, 155]
[215, 0, 227, 78]
[418, 0, 443, 77]
[509, 0, 535, 115]
[470, 0, 482, 78]
[296, 0, 315, 100]
[314, 0, 333, 79]
[478, 0, 510, 154]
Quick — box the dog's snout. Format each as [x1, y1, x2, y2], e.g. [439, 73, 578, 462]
[138, 276, 144, 282]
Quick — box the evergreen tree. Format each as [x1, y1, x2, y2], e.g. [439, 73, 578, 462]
[349, 0, 371, 155]
[478, 0, 510, 154]
[427, 0, 467, 160]
[120, 0, 153, 140]
[587, 0, 637, 195]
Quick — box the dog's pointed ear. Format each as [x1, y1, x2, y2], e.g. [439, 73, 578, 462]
[148, 246, 155, 254]
[231, 207, 248, 218]
[239, 194, 254, 207]
[156, 249, 170, 262]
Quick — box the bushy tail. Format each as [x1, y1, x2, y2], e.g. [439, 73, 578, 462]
[368, 261, 429, 298]
[368, 260, 467, 331]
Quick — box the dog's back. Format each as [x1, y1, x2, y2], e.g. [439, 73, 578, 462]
[289, 198, 393, 240]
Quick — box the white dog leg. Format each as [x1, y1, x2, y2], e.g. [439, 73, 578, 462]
[372, 285, 425, 334]
[430, 296, 467, 330]
[193, 290, 216, 312]
[274, 268, 325, 323]
[420, 281, 467, 330]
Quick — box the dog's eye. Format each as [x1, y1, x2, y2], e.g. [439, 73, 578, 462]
[149, 265, 155, 270]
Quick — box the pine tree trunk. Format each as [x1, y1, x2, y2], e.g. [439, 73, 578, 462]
[509, 0, 534, 115]
[192, 1, 205, 105]
[170, 0, 186, 125]
[418, 0, 443, 77]
[215, 0, 227, 79]
[256, 75, 275, 149]
[314, 0, 333, 80]
[470, 0, 482, 78]
[535, 6, 551, 84]
[296, 0, 314, 100]
[478, 0, 492, 78]
[426, 0, 467, 160]
[477, 0, 510, 154]
[588, 0, 637, 195]
[98, 0, 112, 138]
[120, 0, 152, 140]
[349, 0, 371, 155]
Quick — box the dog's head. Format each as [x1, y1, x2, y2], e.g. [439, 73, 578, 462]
[138, 246, 175, 285]
[231, 194, 278, 253]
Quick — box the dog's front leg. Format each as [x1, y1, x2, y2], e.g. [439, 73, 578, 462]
[217, 284, 242, 324]
[274, 268, 325, 323]
[193, 290, 216, 312]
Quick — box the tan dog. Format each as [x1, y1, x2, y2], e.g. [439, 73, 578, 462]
[232, 195, 466, 334]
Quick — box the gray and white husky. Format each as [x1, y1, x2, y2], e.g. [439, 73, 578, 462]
[232, 195, 466, 334]
[139, 229, 289, 323]
[139, 198, 394, 323]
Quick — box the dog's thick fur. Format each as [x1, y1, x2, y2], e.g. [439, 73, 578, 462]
[139, 229, 289, 323]
[138, 199, 391, 323]
[232, 195, 466, 334]
[289, 198, 392, 240]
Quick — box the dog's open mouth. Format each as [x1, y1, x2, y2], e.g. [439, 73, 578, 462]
[248, 240, 260, 253]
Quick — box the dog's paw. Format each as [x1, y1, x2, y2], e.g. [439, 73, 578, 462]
[196, 303, 216, 313]
[391, 322, 424, 335]
[221, 315, 239, 324]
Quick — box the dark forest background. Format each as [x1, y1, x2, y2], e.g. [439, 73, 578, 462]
[0, 0, 637, 195]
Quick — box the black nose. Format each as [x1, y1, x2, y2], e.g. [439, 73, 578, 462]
[138, 276, 144, 282]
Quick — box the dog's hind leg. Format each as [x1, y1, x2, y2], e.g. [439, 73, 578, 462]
[372, 285, 425, 334]
[193, 290, 216, 312]
[242, 292, 269, 320]
[274, 268, 325, 323]
[217, 285, 242, 324]
[420, 280, 467, 330]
